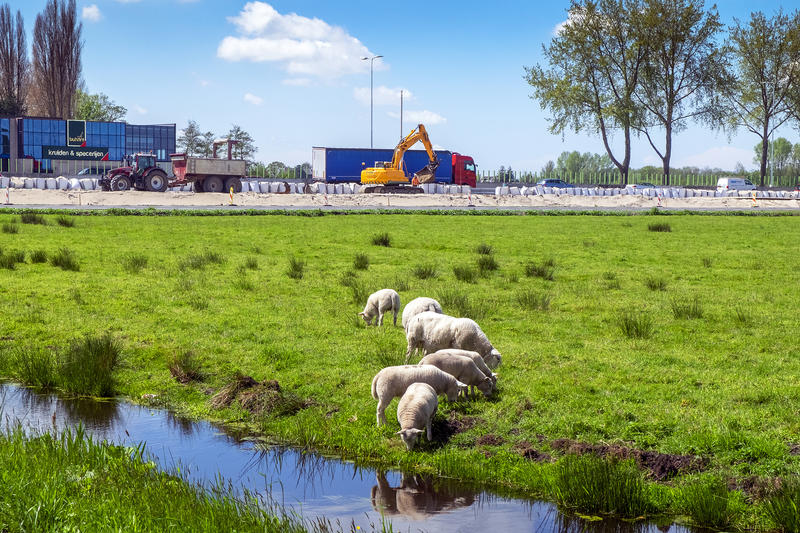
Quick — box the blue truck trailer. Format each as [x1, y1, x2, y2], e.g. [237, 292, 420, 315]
[312, 147, 453, 184]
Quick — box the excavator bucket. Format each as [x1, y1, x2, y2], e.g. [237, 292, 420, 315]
[413, 160, 440, 184]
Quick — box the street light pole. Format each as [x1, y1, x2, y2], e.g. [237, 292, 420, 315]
[361, 55, 382, 148]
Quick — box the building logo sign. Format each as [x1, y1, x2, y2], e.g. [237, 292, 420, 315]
[43, 146, 109, 161]
[67, 120, 86, 147]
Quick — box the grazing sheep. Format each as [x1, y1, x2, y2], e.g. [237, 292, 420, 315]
[371, 365, 467, 426]
[396, 382, 438, 450]
[359, 288, 401, 326]
[401, 297, 443, 330]
[418, 352, 493, 399]
[404, 312, 502, 369]
[428, 349, 497, 391]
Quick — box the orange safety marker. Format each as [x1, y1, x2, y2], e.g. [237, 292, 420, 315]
[657, 194, 662, 208]
[229, 186, 235, 206]
[751, 190, 758, 208]
[5, 187, 9, 205]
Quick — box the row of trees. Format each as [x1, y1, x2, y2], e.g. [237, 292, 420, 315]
[526, 1, 800, 186]
[753, 138, 800, 179]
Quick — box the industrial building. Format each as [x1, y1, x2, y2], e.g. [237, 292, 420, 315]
[0, 116, 176, 175]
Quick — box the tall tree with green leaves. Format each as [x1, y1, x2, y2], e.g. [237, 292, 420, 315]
[635, 0, 725, 185]
[199, 130, 215, 157]
[177, 120, 203, 156]
[525, 0, 648, 184]
[226, 124, 256, 162]
[74, 90, 126, 122]
[0, 4, 29, 116]
[722, 10, 800, 186]
[753, 137, 792, 178]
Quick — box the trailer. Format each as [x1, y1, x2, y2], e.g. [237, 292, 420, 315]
[170, 139, 246, 192]
[312, 147, 477, 187]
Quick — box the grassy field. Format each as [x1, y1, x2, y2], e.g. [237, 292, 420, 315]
[1, 210, 800, 529]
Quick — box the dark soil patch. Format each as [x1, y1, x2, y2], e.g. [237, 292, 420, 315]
[431, 412, 484, 445]
[513, 441, 553, 462]
[788, 443, 800, 455]
[550, 438, 706, 481]
[476, 434, 505, 446]
[211, 374, 311, 416]
[728, 476, 783, 501]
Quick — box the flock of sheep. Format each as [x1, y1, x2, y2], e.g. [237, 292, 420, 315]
[360, 289, 503, 451]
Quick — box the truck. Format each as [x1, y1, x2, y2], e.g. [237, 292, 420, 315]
[99, 139, 245, 192]
[311, 147, 477, 187]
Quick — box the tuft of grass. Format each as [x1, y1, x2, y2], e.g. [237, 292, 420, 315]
[30, 249, 48, 263]
[286, 256, 305, 280]
[516, 289, 551, 311]
[733, 304, 752, 326]
[678, 477, 737, 530]
[392, 277, 410, 292]
[648, 222, 672, 232]
[452, 264, 478, 283]
[168, 350, 205, 384]
[602, 271, 617, 281]
[475, 243, 494, 255]
[476, 254, 499, 275]
[56, 215, 75, 228]
[233, 274, 255, 291]
[437, 287, 495, 320]
[764, 477, 800, 533]
[371, 232, 392, 247]
[50, 247, 80, 272]
[69, 288, 85, 305]
[552, 455, 652, 518]
[618, 310, 653, 339]
[353, 253, 369, 271]
[0, 249, 24, 269]
[243, 256, 259, 270]
[121, 253, 148, 273]
[644, 276, 667, 291]
[12, 346, 58, 390]
[702, 257, 713, 268]
[60, 332, 121, 397]
[671, 297, 704, 319]
[20, 213, 46, 225]
[524, 261, 554, 281]
[2, 222, 18, 234]
[412, 263, 437, 280]
[187, 295, 208, 310]
[178, 251, 225, 271]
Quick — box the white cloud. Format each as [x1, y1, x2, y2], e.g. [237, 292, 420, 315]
[217, 2, 381, 78]
[353, 86, 412, 107]
[282, 78, 311, 86]
[243, 92, 264, 105]
[199, 80, 210, 87]
[675, 146, 753, 171]
[553, 11, 584, 35]
[82, 4, 102, 22]
[134, 105, 147, 115]
[387, 110, 447, 126]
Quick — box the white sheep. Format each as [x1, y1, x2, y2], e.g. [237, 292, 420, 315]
[404, 312, 502, 369]
[371, 365, 467, 426]
[428, 349, 497, 391]
[396, 382, 438, 450]
[401, 297, 443, 330]
[418, 352, 494, 399]
[359, 289, 401, 326]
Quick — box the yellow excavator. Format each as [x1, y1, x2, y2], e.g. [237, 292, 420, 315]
[360, 124, 439, 193]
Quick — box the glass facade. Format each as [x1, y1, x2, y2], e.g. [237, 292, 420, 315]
[1, 118, 9, 173]
[125, 124, 175, 161]
[14, 118, 175, 173]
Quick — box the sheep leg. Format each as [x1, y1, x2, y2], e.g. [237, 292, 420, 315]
[377, 311, 384, 326]
[426, 418, 432, 441]
[376, 398, 389, 426]
[393, 309, 398, 326]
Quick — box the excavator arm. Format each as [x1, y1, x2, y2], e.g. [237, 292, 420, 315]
[389, 124, 439, 183]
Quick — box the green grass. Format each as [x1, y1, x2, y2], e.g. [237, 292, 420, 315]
[2, 212, 800, 529]
[1, 222, 18, 234]
[0, 426, 311, 532]
[353, 253, 369, 270]
[671, 296, 704, 319]
[371, 232, 391, 247]
[475, 243, 494, 255]
[617, 310, 654, 339]
[452, 264, 478, 283]
[476, 254, 499, 275]
[30, 249, 48, 263]
[524, 259, 555, 280]
[412, 263, 437, 279]
[60, 332, 121, 397]
[56, 214, 75, 227]
[516, 289, 551, 311]
[20, 212, 46, 225]
[121, 252, 148, 273]
[648, 222, 672, 232]
[50, 247, 79, 271]
[287, 256, 305, 279]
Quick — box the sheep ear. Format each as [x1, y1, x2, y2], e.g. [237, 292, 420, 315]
[395, 430, 403, 435]
[492, 372, 499, 378]
[410, 428, 424, 435]
[358, 312, 365, 317]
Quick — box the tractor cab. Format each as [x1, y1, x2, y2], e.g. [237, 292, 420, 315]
[133, 153, 156, 174]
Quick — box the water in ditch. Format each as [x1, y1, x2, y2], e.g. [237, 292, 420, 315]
[0, 383, 695, 533]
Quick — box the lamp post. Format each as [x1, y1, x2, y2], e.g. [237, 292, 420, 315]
[361, 55, 383, 148]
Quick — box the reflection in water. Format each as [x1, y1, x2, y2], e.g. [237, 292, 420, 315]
[371, 471, 475, 520]
[3, 385, 121, 432]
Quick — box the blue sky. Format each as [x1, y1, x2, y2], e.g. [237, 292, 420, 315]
[12, 0, 798, 172]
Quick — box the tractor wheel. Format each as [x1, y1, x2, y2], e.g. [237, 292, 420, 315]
[193, 180, 204, 192]
[145, 170, 169, 192]
[110, 175, 131, 191]
[204, 175, 224, 193]
[224, 177, 242, 193]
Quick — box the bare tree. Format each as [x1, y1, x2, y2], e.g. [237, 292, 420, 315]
[31, 0, 83, 119]
[0, 4, 29, 115]
[722, 10, 800, 186]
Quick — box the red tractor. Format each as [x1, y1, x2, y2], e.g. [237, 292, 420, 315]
[99, 153, 170, 192]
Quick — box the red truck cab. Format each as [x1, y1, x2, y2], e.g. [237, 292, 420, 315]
[452, 153, 477, 187]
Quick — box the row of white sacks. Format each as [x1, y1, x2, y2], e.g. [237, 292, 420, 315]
[0, 177, 472, 195]
[495, 185, 800, 199]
